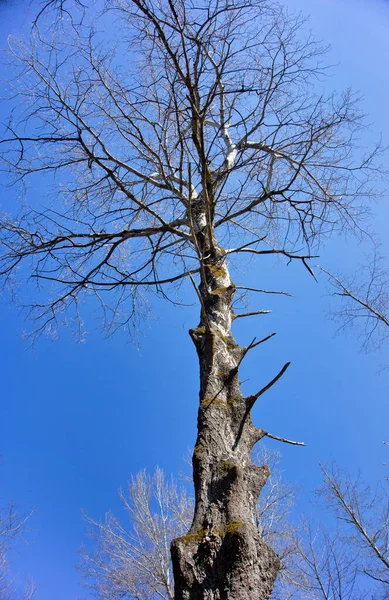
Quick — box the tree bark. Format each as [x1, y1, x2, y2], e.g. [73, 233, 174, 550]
[171, 235, 280, 599]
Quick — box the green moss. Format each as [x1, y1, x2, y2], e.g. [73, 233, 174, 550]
[178, 526, 208, 545]
[213, 329, 236, 352]
[206, 263, 226, 278]
[200, 396, 212, 406]
[178, 520, 243, 544]
[212, 520, 243, 538]
[201, 396, 226, 408]
[225, 521, 243, 534]
[227, 395, 242, 407]
[193, 443, 202, 455]
[216, 370, 228, 378]
[211, 286, 228, 296]
[192, 325, 206, 335]
[215, 329, 233, 346]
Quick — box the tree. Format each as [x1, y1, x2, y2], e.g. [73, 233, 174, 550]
[321, 251, 389, 354]
[273, 463, 389, 600]
[0, 495, 35, 600]
[79, 451, 296, 600]
[0, 0, 380, 597]
[319, 464, 389, 598]
[78, 461, 389, 600]
[0, 501, 22, 600]
[274, 520, 364, 600]
[79, 469, 194, 600]
[79, 461, 389, 600]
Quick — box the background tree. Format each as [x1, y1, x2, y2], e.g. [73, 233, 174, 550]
[79, 469, 193, 600]
[79, 458, 389, 600]
[0, 493, 35, 600]
[0, 0, 381, 597]
[319, 464, 389, 598]
[273, 520, 363, 600]
[1, 501, 22, 599]
[79, 451, 296, 600]
[321, 250, 389, 354]
[273, 463, 389, 600]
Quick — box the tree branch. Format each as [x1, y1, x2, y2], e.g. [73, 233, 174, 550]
[246, 362, 291, 412]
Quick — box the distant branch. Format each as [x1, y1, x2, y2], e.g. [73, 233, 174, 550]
[320, 254, 389, 353]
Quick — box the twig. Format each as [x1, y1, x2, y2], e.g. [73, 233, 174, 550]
[236, 286, 291, 297]
[227, 247, 318, 281]
[264, 432, 305, 446]
[248, 333, 277, 349]
[239, 333, 277, 365]
[246, 362, 291, 410]
[230, 333, 277, 377]
[234, 310, 271, 320]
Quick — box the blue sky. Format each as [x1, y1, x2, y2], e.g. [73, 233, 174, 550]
[0, 0, 389, 598]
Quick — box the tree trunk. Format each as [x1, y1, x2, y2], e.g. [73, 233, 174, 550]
[171, 239, 280, 599]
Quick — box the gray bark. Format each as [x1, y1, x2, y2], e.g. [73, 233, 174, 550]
[171, 226, 280, 599]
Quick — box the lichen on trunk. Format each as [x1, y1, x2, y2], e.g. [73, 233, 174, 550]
[171, 242, 280, 599]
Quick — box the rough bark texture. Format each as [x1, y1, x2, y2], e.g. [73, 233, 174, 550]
[171, 237, 280, 599]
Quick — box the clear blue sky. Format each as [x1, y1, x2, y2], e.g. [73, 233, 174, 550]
[0, 0, 388, 598]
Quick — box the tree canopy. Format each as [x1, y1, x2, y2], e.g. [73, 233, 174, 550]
[0, 0, 380, 338]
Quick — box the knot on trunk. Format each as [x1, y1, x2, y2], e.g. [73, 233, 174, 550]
[189, 325, 208, 347]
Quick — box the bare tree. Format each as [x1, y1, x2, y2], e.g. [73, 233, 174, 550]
[0, 0, 381, 597]
[318, 464, 389, 599]
[80, 452, 296, 600]
[0, 502, 23, 600]
[321, 251, 389, 354]
[272, 519, 368, 600]
[255, 447, 297, 566]
[271, 463, 389, 600]
[80, 461, 389, 600]
[0, 498, 35, 600]
[79, 469, 193, 600]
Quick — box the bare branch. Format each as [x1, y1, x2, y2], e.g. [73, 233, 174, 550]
[320, 255, 389, 353]
[246, 362, 291, 411]
[236, 286, 291, 297]
[263, 432, 305, 447]
[233, 309, 272, 319]
[0, 0, 379, 337]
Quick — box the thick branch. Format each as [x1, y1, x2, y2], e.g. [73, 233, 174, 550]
[246, 362, 291, 411]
